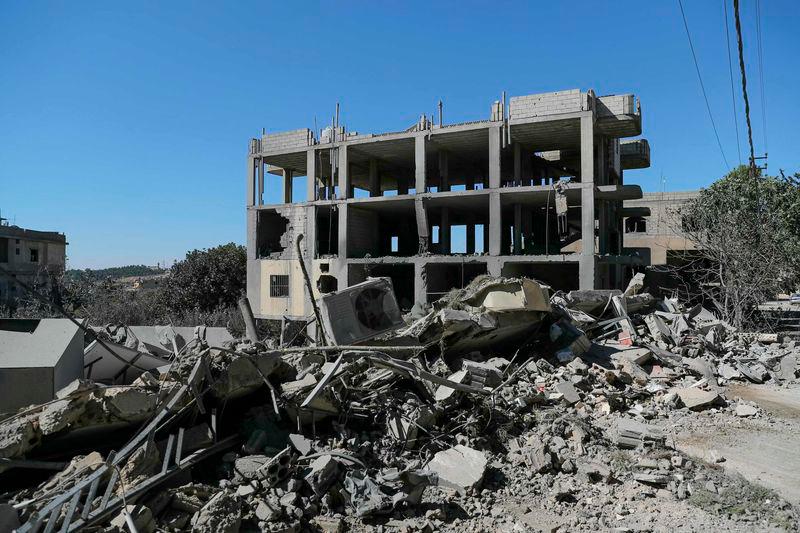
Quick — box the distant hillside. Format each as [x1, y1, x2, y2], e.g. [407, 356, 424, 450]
[66, 265, 167, 281]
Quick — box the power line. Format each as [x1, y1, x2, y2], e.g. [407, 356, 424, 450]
[723, 0, 742, 165]
[732, 0, 756, 170]
[677, 0, 730, 170]
[755, 0, 768, 154]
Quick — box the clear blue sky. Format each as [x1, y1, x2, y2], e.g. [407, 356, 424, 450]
[1, 1, 797, 268]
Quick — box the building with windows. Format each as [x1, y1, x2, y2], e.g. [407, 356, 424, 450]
[0, 220, 67, 306]
[622, 190, 700, 265]
[245, 88, 653, 320]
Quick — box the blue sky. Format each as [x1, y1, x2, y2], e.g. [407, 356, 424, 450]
[1, 1, 797, 268]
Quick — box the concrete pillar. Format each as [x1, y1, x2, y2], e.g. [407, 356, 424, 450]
[489, 126, 501, 189]
[440, 207, 451, 254]
[368, 158, 380, 197]
[338, 146, 349, 199]
[246, 155, 257, 207]
[282, 169, 293, 204]
[414, 261, 427, 306]
[513, 203, 522, 254]
[489, 191, 501, 256]
[414, 197, 429, 252]
[579, 114, 596, 290]
[439, 150, 449, 192]
[306, 149, 317, 201]
[415, 135, 426, 193]
[513, 142, 522, 186]
[246, 209, 257, 260]
[257, 158, 264, 205]
[336, 204, 348, 287]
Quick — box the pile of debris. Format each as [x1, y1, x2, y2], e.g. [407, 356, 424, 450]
[1, 275, 798, 532]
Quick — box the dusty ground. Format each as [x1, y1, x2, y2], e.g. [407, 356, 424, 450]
[675, 383, 800, 506]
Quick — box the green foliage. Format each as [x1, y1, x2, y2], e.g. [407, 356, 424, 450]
[159, 243, 247, 313]
[680, 165, 800, 327]
[64, 264, 166, 281]
[6, 243, 248, 332]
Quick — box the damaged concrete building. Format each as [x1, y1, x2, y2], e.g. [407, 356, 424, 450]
[0, 220, 67, 306]
[246, 89, 652, 319]
[623, 190, 700, 265]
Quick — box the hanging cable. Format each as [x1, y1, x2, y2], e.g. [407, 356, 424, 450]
[723, 0, 742, 165]
[677, 0, 730, 170]
[733, 0, 756, 171]
[755, 0, 768, 155]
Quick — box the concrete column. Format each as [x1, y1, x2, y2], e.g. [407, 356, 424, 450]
[414, 197, 429, 253]
[489, 191, 501, 256]
[440, 207, 451, 254]
[306, 149, 317, 201]
[338, 145, 349, 199]
[579, 114, 596, 290]
[513, 203, 522, 254]
[246, 209, 257, 260]
[439, 150, 449, 192]
[336, 204, 348, 289]
[369, 158, 380, 197]
[257, 158, 264, 205]
[415, 136, 426, 193]
[489, 127, 501, 189]
[282, 169, 293, 204]
[414, 261, 427, 306]
[513, 142, 522, 187]
[246, 155, 257, 207]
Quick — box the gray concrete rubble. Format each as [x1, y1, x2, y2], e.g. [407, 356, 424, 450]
[1, 276, 800, 531]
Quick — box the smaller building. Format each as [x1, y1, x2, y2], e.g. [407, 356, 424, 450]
[0, 221, 67, 306]
[622, 191, 699, 265]
[0, 318, 84, 413]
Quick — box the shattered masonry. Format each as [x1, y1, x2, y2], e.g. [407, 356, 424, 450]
[1, 273, 799, 531]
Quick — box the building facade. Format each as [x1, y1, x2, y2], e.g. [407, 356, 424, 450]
[623, 190, 700, 265]
[246, 88, 652, 320]
[0, 223, 67, 306]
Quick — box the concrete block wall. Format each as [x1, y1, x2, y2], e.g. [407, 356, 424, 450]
[260, 129, 314, 153]
[509, 89, 586, 119]
[596, 95, 636, 117]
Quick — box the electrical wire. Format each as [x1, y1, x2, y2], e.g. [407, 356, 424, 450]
[733, 0, 756, 170]
[723, 0, 743, 165]
[755, 0, 768, 154]
[677, 0, 730, 170]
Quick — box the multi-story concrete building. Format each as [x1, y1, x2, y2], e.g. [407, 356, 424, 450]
[0, 221, 67, 306]
[623, 190, 700, 265]
[246, 89, 652, 320]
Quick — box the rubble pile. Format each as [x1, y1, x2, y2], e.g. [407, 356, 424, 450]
[1, 275, 799, 531]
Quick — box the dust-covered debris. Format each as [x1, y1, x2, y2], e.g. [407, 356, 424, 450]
[1, 276, 799, 532]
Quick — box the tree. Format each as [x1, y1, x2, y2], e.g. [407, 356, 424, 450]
[159, 242, 247, 313]
[678, 165, 800, 329]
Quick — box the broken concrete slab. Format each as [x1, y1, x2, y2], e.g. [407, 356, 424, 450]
[425, 445, 487, 493]
[735, 403, 759, 417]
[677, 387, 724, 411]
[555, 381, 581, 405]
